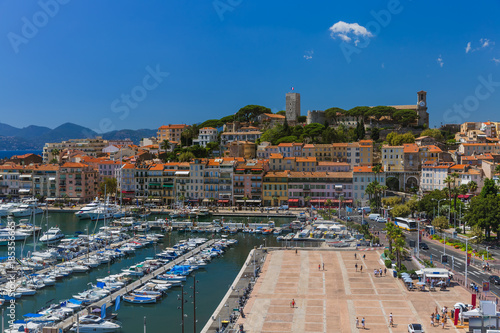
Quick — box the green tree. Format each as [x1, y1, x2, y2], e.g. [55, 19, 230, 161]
[391, 204, 411, 218]
[393, 230, 407, 270]
[480, 178, 498, 197]
[324, 107, 345, 124]
[276, 110, 286, 116]
[420, 128, 445, 142]
[99, 177, 117, 197]
[178, 151, 195, 162]
[236, 105, 271, 122]
[370, 127, 380, 141]
[382, 196, 402, 207]
[464, 194, 500, 238]
[468, 181, 478, 193]
[392, 109, 418, 124]
[297, 115, 307, 123]
[432, 216, 449, 232]
[384, 222, 397, 253]
[160, 139, 171, 152]
[418, 190, 446, 217]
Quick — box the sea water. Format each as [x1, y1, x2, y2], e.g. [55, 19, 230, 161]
[0, 212, 292, 332]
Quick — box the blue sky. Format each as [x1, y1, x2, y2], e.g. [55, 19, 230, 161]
[0, 0, 499, 132]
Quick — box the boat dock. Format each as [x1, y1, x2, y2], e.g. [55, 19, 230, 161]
[0, 238, 130, 290]
[200, 247, 267, 333]
[46, 239, 217, 332]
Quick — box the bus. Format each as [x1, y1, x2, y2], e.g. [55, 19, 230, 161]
[394, 217, 417, 231]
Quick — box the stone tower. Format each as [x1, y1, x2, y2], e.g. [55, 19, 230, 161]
[416, 90, 429, 127]
[286, 92, 300, 123]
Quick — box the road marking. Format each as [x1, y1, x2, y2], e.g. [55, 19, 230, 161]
[378, 300, 393, 333]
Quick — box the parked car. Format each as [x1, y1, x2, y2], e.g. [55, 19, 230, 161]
[376, 217, 387, 223]
[419, 242, 429, 250]
[408, 323, 424, 333]
[368, 213, 381, 221]
[489, 275, 500, 285]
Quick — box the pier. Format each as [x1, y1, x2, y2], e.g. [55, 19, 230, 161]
[201, 247, 267, 333]
[45, 239, 217, 332]
[0, 238, 130, 290]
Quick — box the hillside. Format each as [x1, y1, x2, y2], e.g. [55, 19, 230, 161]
[0, 122, 155, 150]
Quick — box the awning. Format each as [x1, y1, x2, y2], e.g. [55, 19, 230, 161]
[248, 199, 261, 203]
[288, 199, 299, 202]
[218, 200, 229, 203]
[175, 171, 190, 176]
[122, 191, 135, 193]
[203, 199, 210, 202]
[19, 174, 32, 179]
[49, 177, 56, 181]
[458, 194, 470, 199]
[149, 183, 161, 186]
[163, 184, 173, 187]
[19, 189, 31, 193]
[310, 199, 326, 203]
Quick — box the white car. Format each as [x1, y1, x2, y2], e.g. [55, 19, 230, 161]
[408, 323, 424, 333]
[376, 217, 387, 223]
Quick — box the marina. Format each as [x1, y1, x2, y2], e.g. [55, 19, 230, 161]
[0, 211, 293, 332]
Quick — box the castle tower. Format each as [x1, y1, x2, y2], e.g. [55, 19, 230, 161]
[286, 92, 300, 123]
[416, 90, 429, 127]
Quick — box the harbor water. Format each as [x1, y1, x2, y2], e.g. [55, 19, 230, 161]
[0, 212, 293, 332]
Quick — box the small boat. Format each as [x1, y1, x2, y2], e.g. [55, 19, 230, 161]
[69, 314, 122, 332]
[39, 227, 65, 244]
[123, 295, 157, 304]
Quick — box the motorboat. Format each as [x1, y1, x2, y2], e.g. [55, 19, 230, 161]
[69, 315, 122, 332]
[39, 227, 65, 244]
[75, 199, 101, 219]
[0, 229, 31, 241]
[0, 203, 19, 217]
[123, 295, 157, 304]
[10, 199, 43, 217]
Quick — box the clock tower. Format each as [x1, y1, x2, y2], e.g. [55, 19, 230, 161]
[416, 90, 429, 127]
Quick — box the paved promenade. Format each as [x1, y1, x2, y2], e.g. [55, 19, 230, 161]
[237, 249, 471, 332]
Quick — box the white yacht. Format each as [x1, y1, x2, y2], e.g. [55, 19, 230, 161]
[39, 227, 65, 244]
[0, 229, 31, 241]
[75, 199, 101, 219]
[0, 203, 19, 217]
[69, 315, 122, 332]
[10, 199, 43, 217]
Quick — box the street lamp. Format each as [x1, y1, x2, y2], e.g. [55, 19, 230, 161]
[432, 198, 446, 217]
[465, 236, 478, 286]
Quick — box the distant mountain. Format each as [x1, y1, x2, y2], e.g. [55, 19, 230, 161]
[103, 129, 157, 143]
[36, 122, 98, 143]
[0, 122, 155, 150]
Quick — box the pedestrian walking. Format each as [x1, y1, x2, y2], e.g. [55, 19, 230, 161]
[361, 317, 365, 329]
[430, 313, 434, 327]
[355, 263, 358, 272]
[384, 268, 387, 276]
[355, 317, 359, 328]
[291, 299, 295, 308]
[354, 253, 357, 259]
[318, 264, 321, 270]
[360, 265, 363, 273]
[389, 313, 393, 327]
[295, 249, 297, 255]
[322, 263, 325, 270]
[441, 316, 445, 329]
[363, 254, 366, 259]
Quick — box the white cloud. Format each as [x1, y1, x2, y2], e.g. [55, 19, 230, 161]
[493, 58, 500, 65]
[466, 39, 495, 53]
[303, 50, 314, 60]
[329, 21, 373, 45]
[480, 38, 491, 48]
[381, 63, 385, 69]
[437, 55, 444, 67]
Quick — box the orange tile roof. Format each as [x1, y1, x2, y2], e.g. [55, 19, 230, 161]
[122, 164, 135, 169]
[450, 164, 467, 170]
[278, 143, 294, 147]
[317, 161, 349, 166]
[353, 166, 384, 173]
[149, 164, 165, 171]
[461, 156, 477, 161]
[158, 124, 188, 129]
[263, 113, 285, 119]
[270, 154, 283, 159]
[427, 145, 443, 153]
[287, 171, 353, 178]
[61, 162, 89, 168]
[403, 143, 419, 153]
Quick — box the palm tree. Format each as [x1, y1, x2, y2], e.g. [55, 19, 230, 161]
[372, 165, 382, 183]
[394, 231, 407, 270]
[242, 196, 249, 209]
[160, 139, 171, 152]
[495, 164, 500, 175]
[384, 222, 397, 253]
[272, 195, 279, 207]
[304, 195, 311, 208]
[326, 199, 333, 219]
[51, 148, 60, 163]
[443, 176, 454, 207]
[468, 181, 478, 194]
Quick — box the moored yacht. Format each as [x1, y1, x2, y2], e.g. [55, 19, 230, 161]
[39, 227, 65, 244]
[69, 315, 122, 332]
